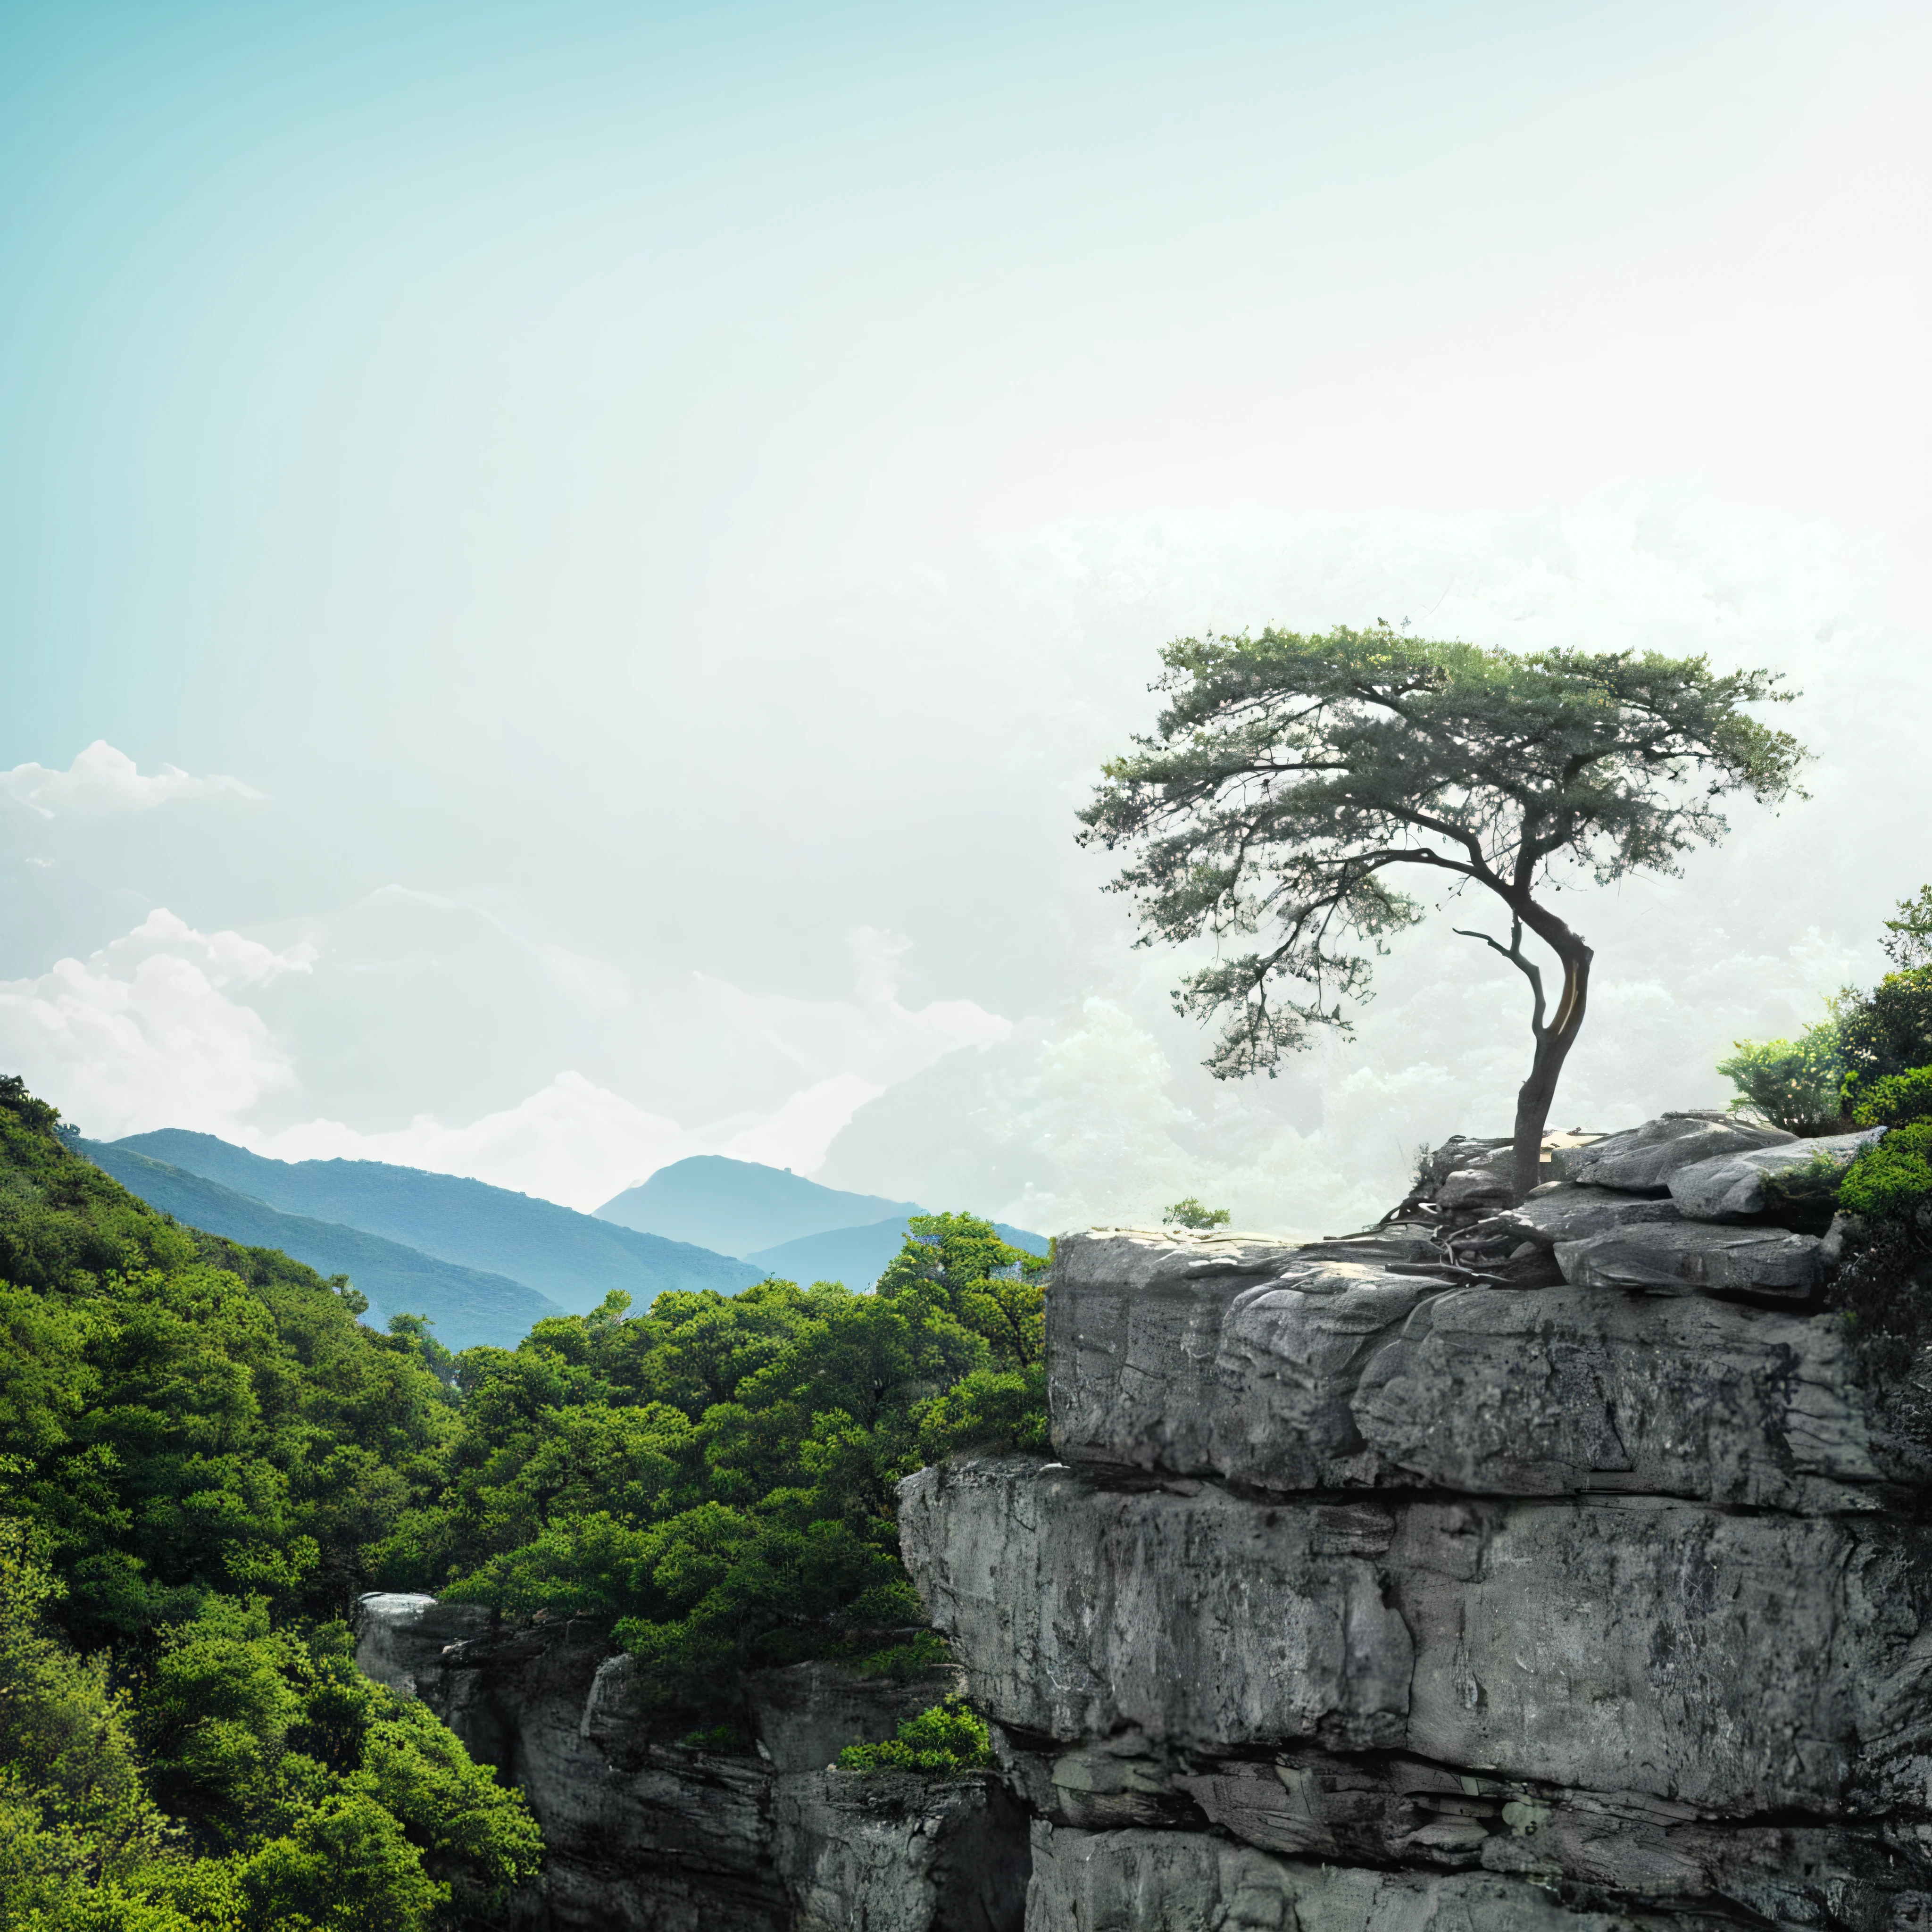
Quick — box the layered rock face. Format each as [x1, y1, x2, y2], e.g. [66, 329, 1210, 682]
[353, 1595, 1027, 1930]
[901, 1115, 1932, 1931]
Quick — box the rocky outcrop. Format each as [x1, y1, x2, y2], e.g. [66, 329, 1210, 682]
[1047, 1241, 1890, 1506]
[1552, 1112, 1793, 1191]
[353, 1598, 1027, 1930]
[904, 1116, 1932, 1929]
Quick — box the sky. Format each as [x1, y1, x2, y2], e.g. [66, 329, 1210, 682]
[2, 0, 1928, 1233]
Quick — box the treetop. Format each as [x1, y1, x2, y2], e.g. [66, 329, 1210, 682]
[1079, 624, 1807, 1080]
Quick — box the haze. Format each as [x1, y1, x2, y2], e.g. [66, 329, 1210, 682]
[3, 0, 1928, 1234]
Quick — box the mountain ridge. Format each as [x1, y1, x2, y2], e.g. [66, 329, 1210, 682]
[78, 1140, 563, 1350]
[594, 1152, 922, 1257]
[110, 1129, 762, 1313]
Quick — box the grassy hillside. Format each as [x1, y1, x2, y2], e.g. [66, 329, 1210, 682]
[113, 1129, 763, 1314]
[82, 1139, 563, 1349]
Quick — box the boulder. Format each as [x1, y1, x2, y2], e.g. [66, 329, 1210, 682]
[1488, 1182, 1683, 1248]
[1667, 1127, 1887, 1222]
[898, 1457, 1932, 1817]
[1046, 1232, 1355, 1475]
[1554, 1115, 1793, 1193]
[1555, 1221, 1823, 1297]
[1435, 1146, 1518, 1210]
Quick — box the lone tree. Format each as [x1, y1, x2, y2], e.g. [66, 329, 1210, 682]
[1078, 625, 1807, 1202]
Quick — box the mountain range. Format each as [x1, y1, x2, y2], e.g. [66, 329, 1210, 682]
[746, 1214, 1049, 1287]
[78, 1141, 566, 1349]
[594, 1155, 920, 1257]
[83, 1133, 1049, 1349]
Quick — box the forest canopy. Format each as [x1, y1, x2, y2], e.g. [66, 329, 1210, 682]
[0, 1074, 1047, 1924]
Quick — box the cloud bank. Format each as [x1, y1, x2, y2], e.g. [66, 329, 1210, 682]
[0, 742, 262, 819]
[0, 911, 311, 1141]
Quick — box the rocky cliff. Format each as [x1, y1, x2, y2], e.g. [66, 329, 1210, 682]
[902, 1112, 1932, 1930]
[353, 1595, 1028, 1930]
[352, 1110, 1932, 1928]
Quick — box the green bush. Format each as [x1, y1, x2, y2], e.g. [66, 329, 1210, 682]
[1836, 967, 1932, 1088]
[1163, 1198, 1231, 1229]
[836, 1698, 990, 1774]
[1849, 1066, 1932, 1130]
[391, 1213, 1048, 1720]
[1715, 1022, 1847, 1134]
[1839, 1123, 1932, 1224]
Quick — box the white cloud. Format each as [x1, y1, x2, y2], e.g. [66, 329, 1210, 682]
[249, 1068, 890, 1214]
[0, 741, 263, 819]
[0, 910, 312, 1140]
[683, 926, 1011, 1096]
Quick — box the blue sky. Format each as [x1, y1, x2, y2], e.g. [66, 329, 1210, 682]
[2, 2, 1927, 1224]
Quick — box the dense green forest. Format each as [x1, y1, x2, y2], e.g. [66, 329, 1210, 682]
[0, 1072, 1048, 1927]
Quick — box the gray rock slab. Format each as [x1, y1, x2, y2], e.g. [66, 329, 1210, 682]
[1023, 1822, 1731, 1932]
[1489, 1183, 1683, 1248]
[1667, 1127, 1887, 1221]
[353, 1591, 494, 1695]
[1554, 1115, 1793, 1192]
[899, 1457, 1932, 1816]
[1047, 1231, 1335, 1474]
[1167, 1756, 1932, 1929]
[1555, 1220, 1823, 1297]
[779, 1769, 1030, 1932]
[746, 1659, 966, 1774]
[1049, 1232, 1884, 1507]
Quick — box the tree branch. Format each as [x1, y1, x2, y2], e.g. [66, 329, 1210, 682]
[1451, 917, 1548, 1038]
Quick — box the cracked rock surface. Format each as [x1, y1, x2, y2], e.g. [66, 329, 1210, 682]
[908, 1116, 1932, 1929]
[352, 1598, 1028, 1931]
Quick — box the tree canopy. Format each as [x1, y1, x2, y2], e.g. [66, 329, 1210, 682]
[0, 1078, 540, 1929]
[1080, 625, 1807, 1197]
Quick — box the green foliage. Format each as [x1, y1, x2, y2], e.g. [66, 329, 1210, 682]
[851, 1631, 952, 1681]
[1162, 1198, 1231, 1229]
[1716, 1021, 1848, 1135]
[836, 1698, 991, 1774]
[1850, 1066, 1932, 1130]
[0, 1076, 1049, 1915]
[380, 1214, 1048, 1720]
[1758, 1149, 1854, 1235]
[0, 1082, 461, 1644]
[1882, 884, 1932, 970]
[1835, 967, 1932, 1090]
[0, 1082, 541, 1928]
[1077, 624, 1805, 1081]
[1839, 1124, 1932, 1224]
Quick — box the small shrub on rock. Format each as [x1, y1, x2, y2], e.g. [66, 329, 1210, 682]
[1163, 1198, 1232, 1230]
[836, 1698, 990, 1774]
[1839, 1124, 1932, 1225]
[1716, 1023, 1847, 1134]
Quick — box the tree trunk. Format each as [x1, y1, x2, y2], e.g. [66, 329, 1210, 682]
[1510, 945, 1592, 1203]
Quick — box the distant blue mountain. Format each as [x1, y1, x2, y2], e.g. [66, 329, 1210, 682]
[110, 1130, 762, 1315]
[596, 1155, 922, 1258]
[748, 1215, 1050, 1289]
[80, 1141, 561, 1350]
